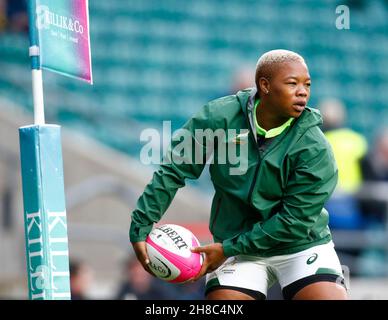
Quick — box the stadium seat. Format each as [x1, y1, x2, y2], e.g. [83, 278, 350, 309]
[0, 0, 387, 153]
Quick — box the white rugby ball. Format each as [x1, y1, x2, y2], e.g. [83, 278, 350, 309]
[145, 224, 203, 283]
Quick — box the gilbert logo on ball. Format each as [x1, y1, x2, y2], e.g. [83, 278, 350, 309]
[145, 224, 203, 283]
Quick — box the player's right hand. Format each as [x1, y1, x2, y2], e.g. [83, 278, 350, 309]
[131, 241, 155, 276]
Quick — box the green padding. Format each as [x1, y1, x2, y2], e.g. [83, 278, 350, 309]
[315, 268, 342, 276]
[19, 125, 70, 300]
[205, 277, 221, 291]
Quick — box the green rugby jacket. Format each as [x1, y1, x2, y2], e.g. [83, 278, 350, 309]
[130, 88, 338, 257]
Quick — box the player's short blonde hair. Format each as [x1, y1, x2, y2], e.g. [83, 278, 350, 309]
[255, 49, 306, 90]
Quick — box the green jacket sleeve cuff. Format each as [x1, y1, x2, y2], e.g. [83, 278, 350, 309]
[129, 222, 153, 243]
[222, 238, 240, 257]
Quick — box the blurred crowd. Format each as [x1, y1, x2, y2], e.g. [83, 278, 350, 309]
[0, 0, 28, 33]
[320, 98, 388, 230]
[318, 98, 388, 278]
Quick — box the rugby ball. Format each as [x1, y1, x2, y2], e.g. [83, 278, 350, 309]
[145, 224, 203, 283]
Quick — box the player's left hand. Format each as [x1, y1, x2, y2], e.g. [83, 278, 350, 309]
[190, 243, 226, 282]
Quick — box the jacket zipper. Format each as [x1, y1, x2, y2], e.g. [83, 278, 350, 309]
[245, 103, 261, 204]
[243, 89, 304, 206]
[245, 99, 294, 204]
[211, 196, 222, 231]
[247, 155, 261, 204]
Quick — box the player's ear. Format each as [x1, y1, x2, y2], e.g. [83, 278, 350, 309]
[259, 77, 270, 95]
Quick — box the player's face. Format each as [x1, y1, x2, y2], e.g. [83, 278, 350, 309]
[267, 60, 311, 119]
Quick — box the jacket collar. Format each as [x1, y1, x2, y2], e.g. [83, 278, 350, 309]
[236, 87, 258, 141]
[236, 87, 256, 116]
